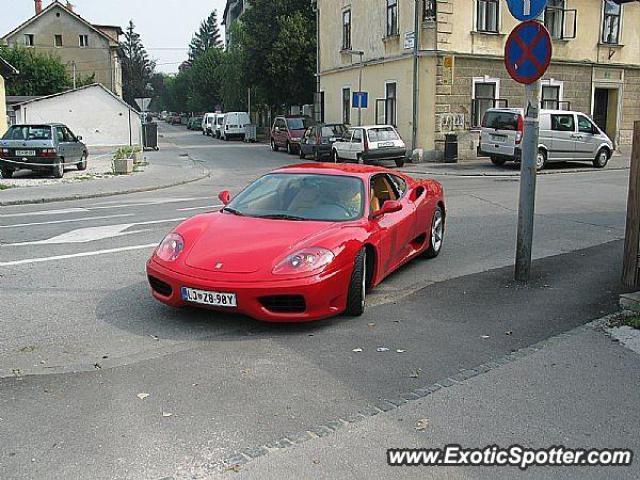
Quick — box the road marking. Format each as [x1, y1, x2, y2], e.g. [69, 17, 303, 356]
[87, 197, 212, 209]
[1, 208, 87, 218]
[177, 204, 223, 212]
[0, 243, 159, 267]
[4, 217, 186, 246]
[0, 214, 135, 229]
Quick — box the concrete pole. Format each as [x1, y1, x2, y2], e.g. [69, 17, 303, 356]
[357, 52, 363, 126]
[411, 0, 420, 156]
[514, 15, 543, 282]
[72, 61, 77, 90]
[622, 121, 640, 287]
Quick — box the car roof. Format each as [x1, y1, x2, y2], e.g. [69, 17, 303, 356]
[273, 162, 403, 178]
[347, 125, 396, 130]
[9, 123, 65, 127]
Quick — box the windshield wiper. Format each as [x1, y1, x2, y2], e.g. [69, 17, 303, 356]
[223, 207, 244, 216]
[258, 214, 308, 221]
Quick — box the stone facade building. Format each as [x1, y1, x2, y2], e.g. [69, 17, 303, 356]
[2, 1, 123, 98]
[316, 0, 640, 161]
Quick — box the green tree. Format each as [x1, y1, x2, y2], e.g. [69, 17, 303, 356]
[0, 45, 71, 95]
[121, 20, 156, 108]
[187, 47, 223, 111]
[239, 0, 316, 110]
[188, 10, 223, 62]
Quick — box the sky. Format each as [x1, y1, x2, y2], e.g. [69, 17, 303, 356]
[0, 0, 227, 73]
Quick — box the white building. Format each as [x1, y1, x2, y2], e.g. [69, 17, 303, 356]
[13, 83, 142, 147]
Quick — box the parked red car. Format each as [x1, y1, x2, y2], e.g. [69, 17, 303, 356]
[270, 115, 316, 154]
[146, 163, 445, 322]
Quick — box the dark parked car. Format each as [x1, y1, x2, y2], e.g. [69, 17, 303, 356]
[270, 115, 316, 154]
[187, 116, 203, 130]
[0, 123, 88, 179]
[299, 123, 348, 160]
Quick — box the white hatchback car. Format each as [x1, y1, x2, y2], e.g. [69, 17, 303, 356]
[331, 125, 406, 167]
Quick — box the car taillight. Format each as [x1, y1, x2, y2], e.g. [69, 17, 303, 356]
[39, 149, 57, 157]
[515, 115, 524, 145]
[0, 148, 9, 156]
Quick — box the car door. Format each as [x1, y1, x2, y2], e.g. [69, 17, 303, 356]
[549, 113, 577, 161]
[54, 127, 67, 162]
[63, 127, 82, 162]
[350, 128, 364, 161]
[575, 114, 599, 160]
[370, 174, 417, 273]
[335, 129, 353, 159]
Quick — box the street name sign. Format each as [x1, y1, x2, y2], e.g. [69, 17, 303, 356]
[506, 0, 548, 22]
[504, 21, 552, 85]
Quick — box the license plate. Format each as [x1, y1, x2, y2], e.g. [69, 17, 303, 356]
[491, 135, 506, 141]
[378, 142, 394, 148]
[15, 150, 36, 157]
[330, 137, 338, 142]
[181, 287, 237, 308]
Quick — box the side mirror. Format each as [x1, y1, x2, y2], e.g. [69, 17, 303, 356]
[76, 136, 82, 141]
[218, 190, 231, 205]
[372, 200, 403, 218]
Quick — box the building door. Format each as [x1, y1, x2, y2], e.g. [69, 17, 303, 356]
[593, 89, 609, 134]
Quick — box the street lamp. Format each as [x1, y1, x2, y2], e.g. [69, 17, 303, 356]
[346, 49, 365, 126]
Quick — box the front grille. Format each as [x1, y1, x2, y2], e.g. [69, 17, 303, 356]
[259, 295, 306, 314]
[148, 275, 172, 297]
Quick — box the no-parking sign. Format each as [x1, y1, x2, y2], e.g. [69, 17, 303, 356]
[504, 21, 552, 85]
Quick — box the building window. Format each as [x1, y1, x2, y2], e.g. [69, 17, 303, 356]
[476, 0, 499, 33]
[472, 79, 499, 127]
[79, 34, 89, 47]
[424, 0, 437, 21]
[385, 82, 397, 126]
[343, 87, 351, 125]
[386, 0, 398, 37]
[342, 10, 352, 50]
[542, 85, 560, 109]
[602, 0, 621, 45]
[24, 34, 34, 46]
[544, 0, 565, 39]
[54, 34, 63, 47]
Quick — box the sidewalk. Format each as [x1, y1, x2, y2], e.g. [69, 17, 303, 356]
[0, 145, 209, 206]
[400, 153, 630, 177]
[217, 321, 640, 480]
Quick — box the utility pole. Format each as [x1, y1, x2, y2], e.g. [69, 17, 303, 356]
[72, 61, 77, 89]
[411, 0, 420, 155]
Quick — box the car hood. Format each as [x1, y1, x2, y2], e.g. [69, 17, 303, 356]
[184, 212, 339, 274]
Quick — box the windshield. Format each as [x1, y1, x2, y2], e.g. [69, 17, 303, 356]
[482, 111, 520, 130]
[217, 117, 224, 125]
[287, 118, 315, 130]
[367, 127, 399, 142]
[226, 173, 364, 222]
[321, 125, 347, 137]
[3, 125, 52, 141]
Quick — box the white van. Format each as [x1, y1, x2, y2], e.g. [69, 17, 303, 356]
[202, 113, 216, 136]
[213, 113, 225, 139]
[478, 108, 614, 171]
[221, 112, 250, 141]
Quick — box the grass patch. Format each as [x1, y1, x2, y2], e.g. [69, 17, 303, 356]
[0, 184, 12, 190]
[623, 315, 640, 329]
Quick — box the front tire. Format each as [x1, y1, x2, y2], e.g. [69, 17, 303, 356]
[299, 147, 306, 159]
[346, 248, 366, 317]
[77, 154, 87, 171]
[332, 149, 340, 163]
[424, 206, 444, 258]
[536, 150, 547, 171]
[593, 148, 610, 168]
[287, 142, 293, 155]
[1, 168, 13, 178]
[271, 139, 279, 152]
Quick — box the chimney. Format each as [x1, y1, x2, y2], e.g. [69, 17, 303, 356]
[35, 0, 42, 15]
[66, 1, 74, 12]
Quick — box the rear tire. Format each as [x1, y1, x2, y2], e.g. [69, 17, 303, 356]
[593, 148, 609, 168]
[332, 149, 340, 163]
[395, 157, 405, 168]
[299, 147, 306, 159]
[53, 160, 64, 179]
[1, 168, 13, 178]
[491, 156, 506, 166]
[346, 248, 366, 317]
[424, 206, 444, 258]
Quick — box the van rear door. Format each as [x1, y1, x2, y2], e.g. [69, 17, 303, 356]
[480, 110, 521, 159]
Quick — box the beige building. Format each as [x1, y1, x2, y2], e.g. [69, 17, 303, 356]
[0, 55, 19, 136]
[2, 1, 123, 98]
[316, 0, 640, 161]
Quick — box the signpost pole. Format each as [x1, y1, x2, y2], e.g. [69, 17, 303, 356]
[514, 12, 544, 282]
[358, 51, 364, 126]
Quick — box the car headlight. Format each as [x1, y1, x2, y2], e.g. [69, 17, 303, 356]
[156, 233, 184, 262]
[272, 247, 335, 275]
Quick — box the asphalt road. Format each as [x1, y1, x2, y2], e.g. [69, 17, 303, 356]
[0, 123, 631, 479]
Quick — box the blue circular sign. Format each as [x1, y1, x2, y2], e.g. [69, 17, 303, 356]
[505, 21, 552, 85]
[506, 0, 548, 21]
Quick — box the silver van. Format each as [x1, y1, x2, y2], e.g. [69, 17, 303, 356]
[479, 108, 614, 171]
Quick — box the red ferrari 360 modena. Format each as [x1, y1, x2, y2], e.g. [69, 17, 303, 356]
[146, 163, 445, 322]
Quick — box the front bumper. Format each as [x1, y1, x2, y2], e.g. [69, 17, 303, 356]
[0, 156, 59, 170]
[146, 258, 352, 322]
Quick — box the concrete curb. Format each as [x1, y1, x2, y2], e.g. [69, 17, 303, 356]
[0, 170, 211, 207]
[401, 166, 629, 178]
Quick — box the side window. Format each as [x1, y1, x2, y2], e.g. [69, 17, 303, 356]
[388, 174, 407, 198]
[56, 128, 64, 143]
[64, 127, 76, 141]
[577, 115, 595, 134]
[352, 129, 363, 143]
[344, 129, 354, 142]
[370, 175, 399, 211]
[551, 114, 575, 132]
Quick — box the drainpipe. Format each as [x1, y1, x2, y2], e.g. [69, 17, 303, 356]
[411, 0, 420, 159]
